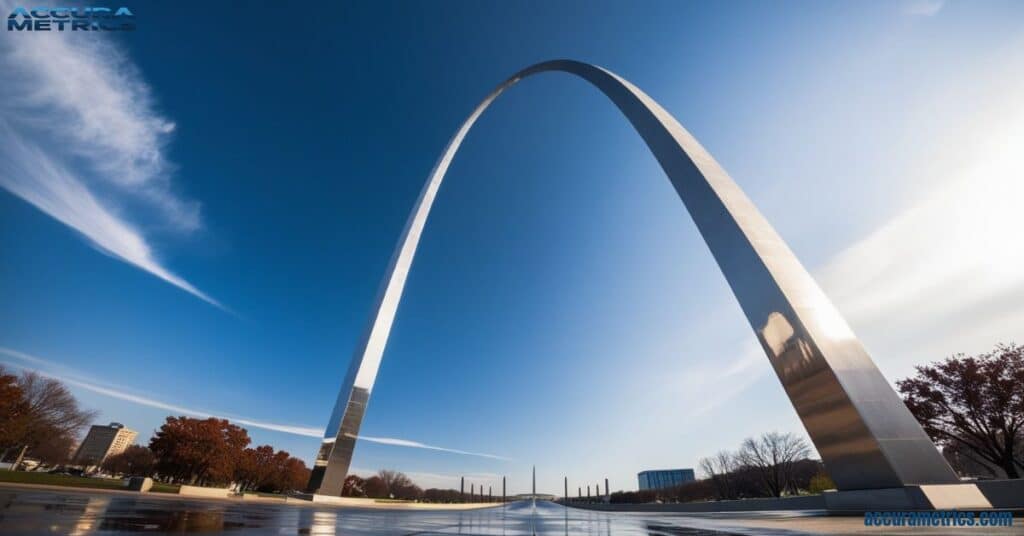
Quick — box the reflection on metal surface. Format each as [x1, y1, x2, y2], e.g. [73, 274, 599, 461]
[310, 59, 958, 495]
[69, 497, 110, 536]
[308, 386, 369, 493]
[298, 510, 338, 536]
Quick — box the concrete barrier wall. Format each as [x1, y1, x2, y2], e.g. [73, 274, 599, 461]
[178, 485, 233, 498]
[309, 495, 380, 506]
[568, 494, 825, 513]
[127, 477, 152, 492]
[570, 481, 1024, 513]
[241, 493, 286, 502]
[976, 479, 1024, 509]
[291, 494, 504, 510]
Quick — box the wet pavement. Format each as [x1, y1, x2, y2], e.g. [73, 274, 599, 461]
[0, 486, 1020, 535]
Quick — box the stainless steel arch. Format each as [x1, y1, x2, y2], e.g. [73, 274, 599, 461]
[307, 60, 958, 496]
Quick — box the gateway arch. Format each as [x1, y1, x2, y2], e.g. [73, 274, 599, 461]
[307, 60, 959, 497]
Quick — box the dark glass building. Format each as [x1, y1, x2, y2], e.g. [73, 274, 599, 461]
[637, 468, 695, 490]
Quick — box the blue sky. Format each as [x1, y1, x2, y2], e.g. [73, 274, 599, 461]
[2, 0, 1024, 494]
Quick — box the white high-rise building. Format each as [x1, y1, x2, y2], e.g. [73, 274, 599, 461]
[73, 422, 137, 466]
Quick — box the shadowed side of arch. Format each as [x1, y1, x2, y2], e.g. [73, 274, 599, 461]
[307, 60, 958, 496]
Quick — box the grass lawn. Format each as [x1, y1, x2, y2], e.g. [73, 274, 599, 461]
[151, 482, 181, 494]
[0, 470, 180, 494]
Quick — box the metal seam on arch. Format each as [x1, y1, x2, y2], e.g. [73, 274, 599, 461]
[306, 59, 959, 496]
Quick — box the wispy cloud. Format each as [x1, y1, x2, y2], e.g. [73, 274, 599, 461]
[685, 342, 767, 418]
[0, 347, 507, 460]
[685, 48, 1024, 410]
[0, 130, 221, 308]
[687, 114, 1024, 409]
[0, 4, 219, 308]
[817, 104, 1024, 375]
[0, 346, 318, 436]
[662, 64, 1024, 423]
[902, 0, 944, 16]
[354, 435, 511, 461]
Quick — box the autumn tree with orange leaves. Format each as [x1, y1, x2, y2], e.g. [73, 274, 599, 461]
[234, 444, 310, 492]
[149, 416, 250, 486]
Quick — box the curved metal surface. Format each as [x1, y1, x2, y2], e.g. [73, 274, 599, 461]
[307, 60, 958, 495]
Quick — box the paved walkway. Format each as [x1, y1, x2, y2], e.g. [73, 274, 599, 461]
[0, 485, 1020, 535]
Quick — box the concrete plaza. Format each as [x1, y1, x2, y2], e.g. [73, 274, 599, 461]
[0, 484, 1020, 535]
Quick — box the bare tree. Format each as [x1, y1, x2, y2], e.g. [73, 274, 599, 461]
[376, 469, 415, 498]
[19, 371, 96, 438]
[698, 457, 715, 479]
[699, 450, 738, 500]
[8, 371, 97, 468]
[737, 431, 811, 497]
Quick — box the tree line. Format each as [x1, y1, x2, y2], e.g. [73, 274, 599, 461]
[97, 417, 311, 493]
[1, 366, 310, 493]
[607, 431, 829, 504]
[608, 342, 1024, 504]
[341, 471, 485, 502]
[697, 431, 828, 501]
[2, 341, 1022, 495]
[144, 416, 310, 492]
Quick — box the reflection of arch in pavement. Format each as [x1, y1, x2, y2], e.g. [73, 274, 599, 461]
[307, 60, 958, 496]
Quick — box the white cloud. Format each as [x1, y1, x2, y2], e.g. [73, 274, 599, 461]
[685, 109, 1024, 416]
[818, 104, 1024, 377]
[674, 340, 768, 418]
[694, 43, 1024, 405]
[0, 346, 317, 436]
[0, 347, 507, 460]
[354, 435, 511, 461]
[0, 9, 218, 307]
[902, 0, 944, 16]
[0, 129, 221, 308]
[659, 50, 1024, 428]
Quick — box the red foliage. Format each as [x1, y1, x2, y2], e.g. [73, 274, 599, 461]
[0, 367, 29, 447]
[898, 343, 1024, 479]
[235, 444, 310, 493]
[149, 416, 250, 486]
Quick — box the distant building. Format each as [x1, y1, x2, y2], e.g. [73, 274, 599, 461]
[73, 422, 137, 466]
[637, 468, 695, 490]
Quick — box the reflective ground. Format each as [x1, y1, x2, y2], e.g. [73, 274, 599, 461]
[0, 487, 1020, 535]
